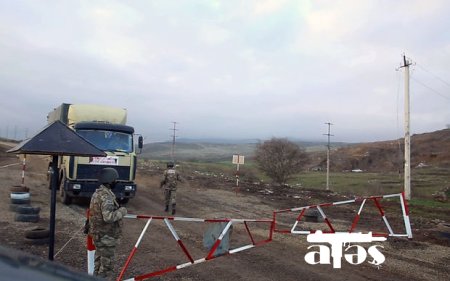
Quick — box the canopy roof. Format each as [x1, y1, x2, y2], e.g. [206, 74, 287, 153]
[7, 120, 106, 157]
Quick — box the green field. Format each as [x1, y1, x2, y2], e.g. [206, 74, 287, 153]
[147, 159, 449, 204]
[145, 159, 450, 221]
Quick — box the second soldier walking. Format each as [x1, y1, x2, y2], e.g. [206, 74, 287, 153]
[160, 162, 182, 215]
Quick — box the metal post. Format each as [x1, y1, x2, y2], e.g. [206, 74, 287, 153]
[49, 155, 59, 260]
[21, 154, 26, 186]
[232, 154, 244, 195]
[236, 162, 240, 189]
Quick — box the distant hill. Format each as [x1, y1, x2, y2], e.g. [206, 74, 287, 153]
[141, 142, 256, 162]
[141, 129, 450, 172]
[141, 139, 348, 162]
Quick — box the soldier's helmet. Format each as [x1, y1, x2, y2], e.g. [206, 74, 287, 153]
[98, 167, 119, 184]
[167, 162, 174, 168]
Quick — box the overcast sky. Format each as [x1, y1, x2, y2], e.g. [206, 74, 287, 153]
[1, 0, 449, 143]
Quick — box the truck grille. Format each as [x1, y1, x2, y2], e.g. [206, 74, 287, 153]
[77, 164, 130, 181]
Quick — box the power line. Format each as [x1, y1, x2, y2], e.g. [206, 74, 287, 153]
[410, 76, 450, 100]
[416, 63, 450, 88]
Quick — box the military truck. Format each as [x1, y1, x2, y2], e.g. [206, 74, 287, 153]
[47, 103, 143, 204]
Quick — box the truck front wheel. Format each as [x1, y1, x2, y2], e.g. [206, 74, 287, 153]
[59, 176, 72, 205]
[60, 188, 72, 205]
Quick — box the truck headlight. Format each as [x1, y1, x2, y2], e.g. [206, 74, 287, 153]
[125, 185, 134, 191]
[73, 184, 81, 190]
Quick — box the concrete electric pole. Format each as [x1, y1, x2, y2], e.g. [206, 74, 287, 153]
[170, 122, 178, 163]
[324, 122, 333, 190]
[400, 55, 412, 200]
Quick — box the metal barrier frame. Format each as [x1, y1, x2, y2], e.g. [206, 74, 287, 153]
[85, 192, 413, 279]
[117, 215, 273, 281]
[273, 192, 412, 238]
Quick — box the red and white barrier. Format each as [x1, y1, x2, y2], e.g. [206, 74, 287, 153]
[86, 209, 96, 275]
[116, 215, 273, 281]
[273, 192, 412, 238]
[86, 192, 413, 279]
[87, 235, 96, 275]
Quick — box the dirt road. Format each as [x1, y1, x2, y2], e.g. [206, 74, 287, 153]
[0, 152, 448, 281]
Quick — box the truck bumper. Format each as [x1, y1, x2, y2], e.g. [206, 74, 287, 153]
[64, 181, 137, 200]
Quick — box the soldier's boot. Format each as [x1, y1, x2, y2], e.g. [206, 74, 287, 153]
[171, 204, 176, 215]
[164, 205, 169, 212]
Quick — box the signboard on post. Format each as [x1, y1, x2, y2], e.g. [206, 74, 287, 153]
[232, 155, 244, 194]
[232, 154, 245, 165]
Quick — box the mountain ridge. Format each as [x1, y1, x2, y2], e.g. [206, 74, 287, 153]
[141, 129, 450, 171]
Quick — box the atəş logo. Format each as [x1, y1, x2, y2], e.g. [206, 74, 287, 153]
[304, 231, 386, 269]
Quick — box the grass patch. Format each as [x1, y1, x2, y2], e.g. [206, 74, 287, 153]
[409, 198, 450, 209]
[143, 159, 450, 202]
[288, 172, 403, 196]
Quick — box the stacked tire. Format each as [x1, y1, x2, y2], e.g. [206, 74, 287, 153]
[10, 190, 40, 223]
[24, 227, 50, 245]
[9, 187, 49, 244]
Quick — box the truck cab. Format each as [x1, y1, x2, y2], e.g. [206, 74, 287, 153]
[47, 103, 142, 205]
[57, 122, 142, 204]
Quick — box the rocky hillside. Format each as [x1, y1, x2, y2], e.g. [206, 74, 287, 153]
[317, 129, 450, 172]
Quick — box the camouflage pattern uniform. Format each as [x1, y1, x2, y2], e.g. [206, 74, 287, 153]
[160, 167, 181, 214]
[89, 184, 127, 279]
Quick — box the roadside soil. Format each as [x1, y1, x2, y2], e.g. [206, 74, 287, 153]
[0, 147, 449, 281]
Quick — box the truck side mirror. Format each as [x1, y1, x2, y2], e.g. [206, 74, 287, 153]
[138, 136, 143, 149]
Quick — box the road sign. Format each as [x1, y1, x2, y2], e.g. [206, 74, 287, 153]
[232, 155, 245, 164]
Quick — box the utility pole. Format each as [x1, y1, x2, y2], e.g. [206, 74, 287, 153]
[324, 122, 333, 190]
[170, 122, 178, 163]
[400, 55, 412, 200]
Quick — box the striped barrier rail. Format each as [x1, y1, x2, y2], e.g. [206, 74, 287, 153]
[273, 192, 412, 238]
[85, 192, 413, 279]
[116, 215, 273, 281]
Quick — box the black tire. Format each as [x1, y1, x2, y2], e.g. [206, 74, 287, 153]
[59, 174, 72, 205]
[24, 237, 49, 245]
[61, 189, 72, 205]
[10, 204, 30, 212]
[25, 227, 50, 239]
[10, 185, 30, 193]
[11, 198, 31, 205]
[16, 205, 41, 215]
[15, 213, 40, 223]
[118, 198, 129, 205]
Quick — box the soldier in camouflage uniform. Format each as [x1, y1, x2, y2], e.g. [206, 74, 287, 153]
[160, 162, 182, 215]
[89, 167, 127, 279]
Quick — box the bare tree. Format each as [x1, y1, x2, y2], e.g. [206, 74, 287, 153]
[254, 138, 308, 185]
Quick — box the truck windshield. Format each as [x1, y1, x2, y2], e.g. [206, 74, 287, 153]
[77, 130, 133, 152]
